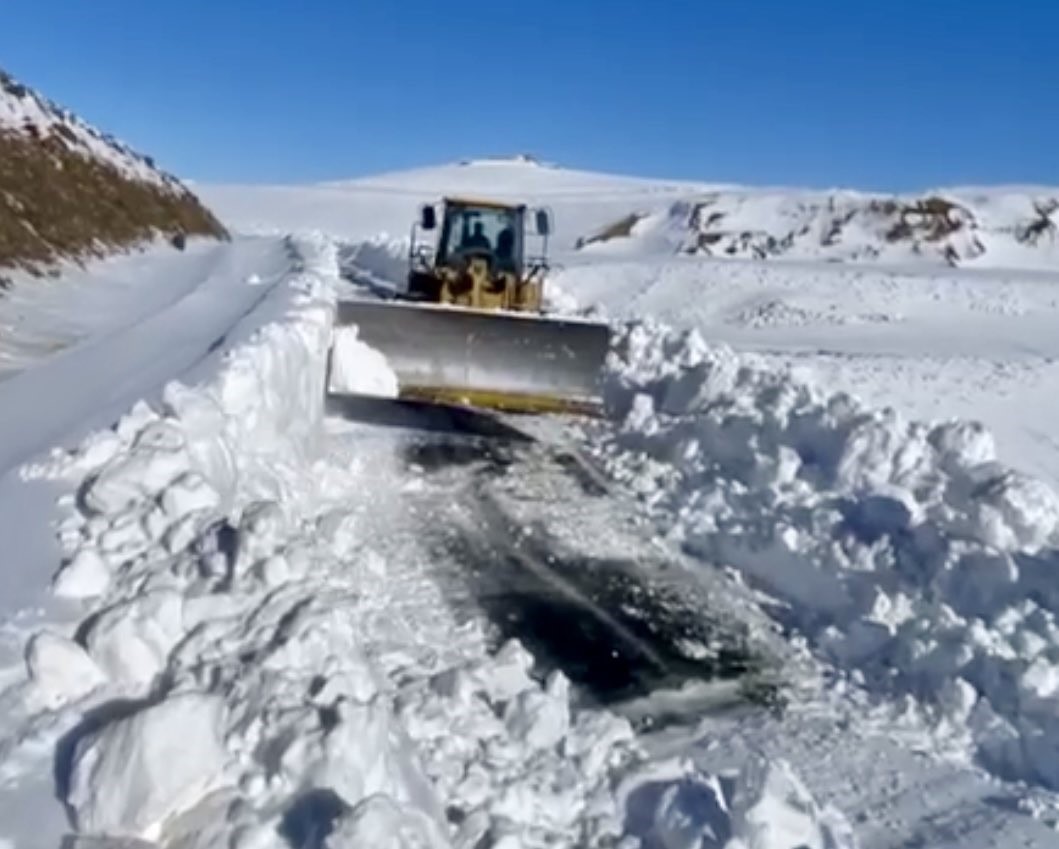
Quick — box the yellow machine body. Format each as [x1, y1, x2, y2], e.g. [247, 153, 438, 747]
[330, 197, 610, 416]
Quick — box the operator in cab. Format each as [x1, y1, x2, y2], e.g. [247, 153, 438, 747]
[460, 220, 492, 251]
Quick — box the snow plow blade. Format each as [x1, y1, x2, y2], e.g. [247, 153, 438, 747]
[329, 300, 610, 416]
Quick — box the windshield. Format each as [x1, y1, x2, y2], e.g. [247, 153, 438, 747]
[439, 205, 521, 269]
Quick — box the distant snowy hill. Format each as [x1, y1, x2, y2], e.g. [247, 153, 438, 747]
[0, 68, 226, 280]
[200, 157, 724, 248]
[204, 157, 1058, 270]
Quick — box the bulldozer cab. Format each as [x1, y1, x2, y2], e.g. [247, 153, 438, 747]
[438, 202, 524, 273]
[409, 198, 551, 312]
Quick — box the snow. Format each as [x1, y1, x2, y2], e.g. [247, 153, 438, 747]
[589, 320, 1059, 792]
[0, 239, 230, 379]
[200, 160, 724, 253]
[618, 753, 854, 849]
[327, 325, 399, 397]
[24, 632, 105, 710]
[324, 795, 450, 849]
[66, 693, 229, 840]
[202, 159, 1058, 270]
[3, 237, 293, 477]
[574, 187, 1058, 270]
[52, 549, 111, 599]
[3, 159, 1059, 848]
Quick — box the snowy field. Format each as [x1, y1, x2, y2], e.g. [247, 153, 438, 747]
[1, 160, 1059, 848]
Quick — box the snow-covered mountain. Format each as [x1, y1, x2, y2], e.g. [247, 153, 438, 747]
[204, 157, 1059, 270]
[0, 68, 226, 279]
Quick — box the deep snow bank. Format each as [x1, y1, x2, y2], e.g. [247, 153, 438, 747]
[592, 320, 1059, 790]
[12, 235, 454, 844]
[9, 234, 855, 847]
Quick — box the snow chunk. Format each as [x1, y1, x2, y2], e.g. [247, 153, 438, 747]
[25, 632, 105, 708]
[327, 325, 399, 397]
[618, 753, 851, 846]
[504, 671, 570, 750]
[476, 638, 537, 702]
[235, 500, 288, 573]
[66, 693, 228, 840]
[621, 755, 853, 849]
[288, 698, 407, 807]
[159, 471, 221, 521]
[53, 549, 111, 599]
[82, 422, 189, 516]
[325, 794, 450, 849]
[83, 591, 184, 693]
[729, 756, 853, 849]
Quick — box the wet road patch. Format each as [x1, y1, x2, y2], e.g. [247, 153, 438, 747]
[403, 428, 786, 723]
[443, 511, 782, 720]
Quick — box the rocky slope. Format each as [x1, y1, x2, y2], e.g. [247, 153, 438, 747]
[0, 68, 226, 283]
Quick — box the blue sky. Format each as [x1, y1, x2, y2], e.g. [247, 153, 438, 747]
[2, 0, 1054, 189]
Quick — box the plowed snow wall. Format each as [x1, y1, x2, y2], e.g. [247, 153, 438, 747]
[27, 234, 338, 513]
[160, 237, 336, 508]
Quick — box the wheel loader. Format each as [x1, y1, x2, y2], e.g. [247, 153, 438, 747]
[328, 197, 611, 416]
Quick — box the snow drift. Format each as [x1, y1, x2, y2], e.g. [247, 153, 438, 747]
[15, 234, 505, 846]
[14, 235, 392, 843]
[592, 320, 1059, 791]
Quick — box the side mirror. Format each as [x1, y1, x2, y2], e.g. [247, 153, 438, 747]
[535, 209, 552, 237]
[420, 205, 437, 230]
